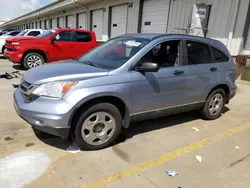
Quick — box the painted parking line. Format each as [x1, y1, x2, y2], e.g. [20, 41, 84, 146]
[80, 122, 250, 188]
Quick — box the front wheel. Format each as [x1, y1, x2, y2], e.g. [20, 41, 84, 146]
[201, 89, 226, 120]
[23, 53, 45, 70]
[72, 103, 122, 150]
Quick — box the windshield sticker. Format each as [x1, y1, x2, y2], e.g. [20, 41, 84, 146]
[125, 41, 141, 47]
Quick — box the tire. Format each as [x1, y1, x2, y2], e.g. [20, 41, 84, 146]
[23, 52, 45, 70]
[1, 45, 5, 54]
[201, 89, 226, 120]
[72, 103, 123, 150]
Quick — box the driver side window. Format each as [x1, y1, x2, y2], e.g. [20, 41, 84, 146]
[54, 31, 72, 42]
[140, 40, 181, 68]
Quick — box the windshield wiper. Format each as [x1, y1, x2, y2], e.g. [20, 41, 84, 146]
[81, 61, 102, 68]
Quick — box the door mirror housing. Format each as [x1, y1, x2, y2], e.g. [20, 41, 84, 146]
[136, 62, 159, 72]
[51, 38, 55, 44]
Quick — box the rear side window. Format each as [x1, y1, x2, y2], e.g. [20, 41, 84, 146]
[75, 32, 91, 42]
[186, 41, 212, 65]
[211, 46, 229, 62]
[27, 31, 41, 36]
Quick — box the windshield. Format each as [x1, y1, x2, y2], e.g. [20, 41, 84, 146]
[37, 29, 55, 38]
[2, 31, 13, 36]
[17, 30, 28, 36]
[78, 37, 151, 70]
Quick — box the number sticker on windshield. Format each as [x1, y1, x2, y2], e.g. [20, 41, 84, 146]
[125, 41, 141, 47]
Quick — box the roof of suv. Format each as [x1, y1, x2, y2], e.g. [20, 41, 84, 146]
[120, 33, 229, 54]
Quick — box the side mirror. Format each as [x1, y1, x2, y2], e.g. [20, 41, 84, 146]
[51, 38, 55, 44]
[136, 62, 159, 72]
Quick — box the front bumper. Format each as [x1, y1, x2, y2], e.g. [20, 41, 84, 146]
[13, 88, 75, 138]
[4, 50, 22, 63]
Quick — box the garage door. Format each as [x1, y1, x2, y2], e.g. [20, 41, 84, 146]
[58, 17, 65, 28]
[52, 18, 57, 28]
[110, 4, 128, 38]
[46, 20, 50, 29]
[66, 15, 74, 28]
[91, 9, 104, 41]
[77, 12, 86, 29]
[245, 25, 250, 50]
[140, 0, 170, 33]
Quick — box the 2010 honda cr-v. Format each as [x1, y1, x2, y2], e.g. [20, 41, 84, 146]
[14, 34, 237, 150]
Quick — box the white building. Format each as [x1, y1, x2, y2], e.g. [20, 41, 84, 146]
[0, 0, 250, 56]
[0, 21, 5, 26]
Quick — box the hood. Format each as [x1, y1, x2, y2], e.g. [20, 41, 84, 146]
[6, 36, 36, 42]
[0, 35, 10, 39]
[22, 60, 109, 85]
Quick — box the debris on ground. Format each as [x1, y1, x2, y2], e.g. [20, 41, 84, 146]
[165, 170, 178, 176]
[192, 127, 200, 132]
[235, 146, 240, 150]
[12, 84, 19, 88]
[0, 71, 22, 79]
[25, 142, 35, 147]
[196, 155, 203, 163]
[4, 136, 14, 141]
[66, 143, 81, 153]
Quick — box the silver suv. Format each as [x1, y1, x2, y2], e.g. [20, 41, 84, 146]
[14, 34, 237, 150]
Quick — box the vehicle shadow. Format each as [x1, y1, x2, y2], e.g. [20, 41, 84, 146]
[12, 64, 26, 71]
[33, 129, 72, 150]
[34, 107, 230, 151]
[116, 110, 201, 144]
[0, 56, 6, 59]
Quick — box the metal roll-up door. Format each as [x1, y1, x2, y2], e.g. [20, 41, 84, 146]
[58, 17, 65, 28]
[52, 18, 57, 28]
[46, 20, 50, 29]
[245, 25, 250, 50]
[110, 4, 128, 38]
[77, 12, 86, 29]
[66, 15, 74, 28]
[140, 0, 170, 33]
[91, 9, 103, 41]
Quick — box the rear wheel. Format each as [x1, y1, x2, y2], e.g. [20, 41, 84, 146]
[23, 52, 45, 70]
[72, 103, 122, 150]
[201, 89, 226, 120]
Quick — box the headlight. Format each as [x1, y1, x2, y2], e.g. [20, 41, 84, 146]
[11, 42, 19, 45]
[32, 82, 77, 98]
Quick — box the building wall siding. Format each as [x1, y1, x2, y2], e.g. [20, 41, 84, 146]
[1, 0, 249, 55]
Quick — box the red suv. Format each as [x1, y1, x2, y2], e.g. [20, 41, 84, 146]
[4, 28, 100, 69]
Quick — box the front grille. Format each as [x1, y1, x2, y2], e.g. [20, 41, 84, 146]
[19, 80, 36, 96]
[19, 80, 39, 102]
[5, 47, 14, 52]
[5, 40, 11, 45]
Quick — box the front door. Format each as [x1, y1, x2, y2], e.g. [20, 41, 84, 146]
[183, 40, 219, 104]
[131, 40, 186, 118]
[49, 31, 74, 61]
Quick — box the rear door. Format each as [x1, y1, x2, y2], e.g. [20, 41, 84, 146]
[184, 40, 219, 104]
[71, 31, 94, 57]
[48, 30, 74, 61]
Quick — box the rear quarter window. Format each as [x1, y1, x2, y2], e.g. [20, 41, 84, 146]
[211, 46, 229, 62]
[75, 32, 92, 42]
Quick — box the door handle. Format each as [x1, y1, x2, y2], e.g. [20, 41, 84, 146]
[210, 67, 218, 72]
[173, 70, 184, 75]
